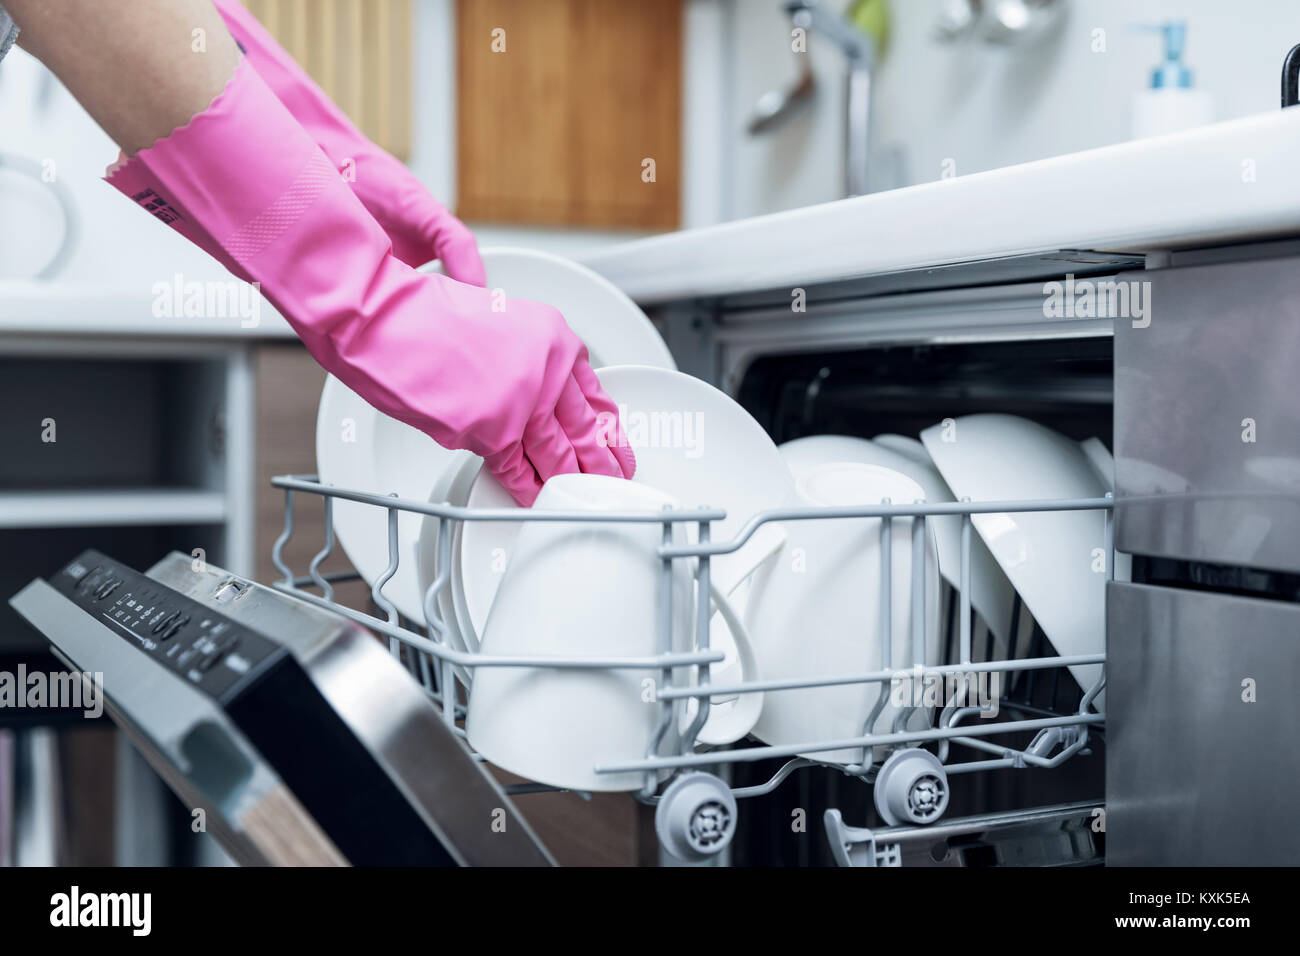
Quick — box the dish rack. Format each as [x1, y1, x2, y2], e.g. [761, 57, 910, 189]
[268, 473, 1112, 866]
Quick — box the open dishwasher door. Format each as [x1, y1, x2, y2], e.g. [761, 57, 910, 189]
[9, 550, 555, 867]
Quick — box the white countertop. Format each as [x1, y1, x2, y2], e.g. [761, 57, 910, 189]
[0, 280, 294, 338]
[7, 108, 1300, 336]
[582, 109, 1300, 305]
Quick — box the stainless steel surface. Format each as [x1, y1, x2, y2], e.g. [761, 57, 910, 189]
[0, 729, 10, 865]
[9, 578, 317, 866]
[932, 0, 979, 42]
[746, 63, 815, 135]
[1107, 581, 1300, 865]
[974, 0, 1065, 46]
[11, 728, 59, 866]
[932, 0, 1067, 46]
[1114, 257, 1300, 574]
[144, 553, 556, 867]
[10, 555, 557, 866]
[783, 0, 874, 197]
[844, 62, 872, 196]
[826, 800, 1102, 867]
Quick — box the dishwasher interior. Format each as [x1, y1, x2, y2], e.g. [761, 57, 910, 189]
[727, 335, 1112, 866]
[663, 245, 1300, 867]
[9, 248, 1174, 867]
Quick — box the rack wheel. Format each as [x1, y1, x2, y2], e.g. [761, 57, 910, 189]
[655, 773, 737, 862]
[873, 749, 949, 826]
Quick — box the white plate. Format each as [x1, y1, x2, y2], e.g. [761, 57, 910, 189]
[920, 415, 1112, 710]
[777, 434, 1017, 656]
[414, 450, 481, 685]
[458, 365, 797, 643]
[315, 247, 676, 623]
[0, 153, 75, 279]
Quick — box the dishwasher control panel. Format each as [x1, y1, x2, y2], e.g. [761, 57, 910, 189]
[50, 549, 283, 702]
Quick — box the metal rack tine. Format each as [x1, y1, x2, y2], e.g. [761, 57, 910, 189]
[307, 494, 337, 603]
[272, 486, 297, 585]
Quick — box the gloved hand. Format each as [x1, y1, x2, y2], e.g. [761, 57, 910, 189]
[211, 0, 484, 286]
[106, 58, 633, 506]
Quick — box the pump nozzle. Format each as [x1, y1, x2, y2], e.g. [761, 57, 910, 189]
[1132, 20, 1194, 89]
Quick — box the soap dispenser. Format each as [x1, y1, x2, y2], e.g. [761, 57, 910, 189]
[1131, 21, 1214, 139]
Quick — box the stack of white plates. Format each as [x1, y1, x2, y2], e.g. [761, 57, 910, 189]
[315, 246, 676, 634]
[920, 414, 1122, 710]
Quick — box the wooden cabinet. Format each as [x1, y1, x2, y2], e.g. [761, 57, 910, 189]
[456, 0, 683, 229]
[242, 0, 413, 160]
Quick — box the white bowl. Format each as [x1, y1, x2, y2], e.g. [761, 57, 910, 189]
[466, 475, 695, 792]
[778, 434, 1017, 658]
[920, 415, 1113, 710]
[457, 365, 797, 640]
[746, 463, 942, 766]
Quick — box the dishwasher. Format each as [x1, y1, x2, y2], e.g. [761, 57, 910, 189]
[9, 243, 1300, 867]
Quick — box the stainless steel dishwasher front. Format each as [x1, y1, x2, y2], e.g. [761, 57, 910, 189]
[1109, 253, 1300, 866]
[1106, 582, 1300, 866]
[1113, 256, 1300, 574]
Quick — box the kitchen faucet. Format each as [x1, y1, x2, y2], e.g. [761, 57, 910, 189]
[780, 0, 876, 197]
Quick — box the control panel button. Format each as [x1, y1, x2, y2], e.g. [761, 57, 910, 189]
[162, 615, 191, 640]
[53, 550, 281, 702]
[199, 636, 240, 672]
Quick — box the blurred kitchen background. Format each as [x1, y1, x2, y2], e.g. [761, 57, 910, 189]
[2, 0, 1299, 866]
[6, 0, 1300, 282]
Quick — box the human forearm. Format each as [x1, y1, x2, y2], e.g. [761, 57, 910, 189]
[6, 0, 240, 155]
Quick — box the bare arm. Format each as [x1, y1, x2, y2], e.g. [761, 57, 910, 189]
[8, 0, 241, 155]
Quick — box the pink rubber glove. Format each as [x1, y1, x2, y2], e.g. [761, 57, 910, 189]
[106, 58, 633, 506]
[211, 0, 484, 286]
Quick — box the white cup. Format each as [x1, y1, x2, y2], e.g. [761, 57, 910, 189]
[746, 463, 942, 766]
[465, 473, 764, 792]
